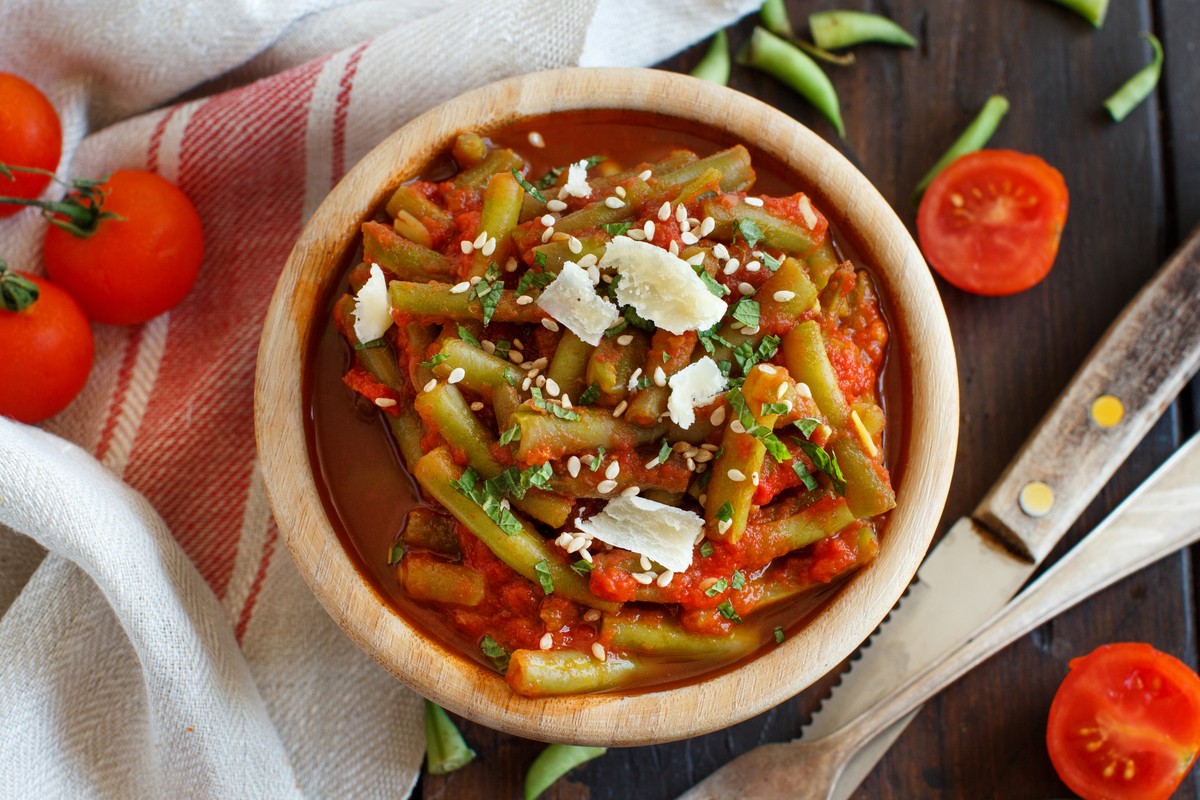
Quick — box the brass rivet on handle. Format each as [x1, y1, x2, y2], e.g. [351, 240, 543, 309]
[1018, 481, 1055, 518]
[1089, 394, 1125, 429]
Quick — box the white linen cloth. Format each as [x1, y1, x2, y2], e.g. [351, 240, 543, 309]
[0, 0, 756, 797]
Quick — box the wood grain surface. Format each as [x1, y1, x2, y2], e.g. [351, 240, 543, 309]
[420, 0, 1200, 798]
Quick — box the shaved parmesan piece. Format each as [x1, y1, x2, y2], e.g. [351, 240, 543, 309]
[600, 236, 727, 334]
[353, 263, 393, 343]
[536, 261, 619, 346]
[667, 356, 727, 429]
[562, 159, 592, 198]
[575, 495, 701, 573]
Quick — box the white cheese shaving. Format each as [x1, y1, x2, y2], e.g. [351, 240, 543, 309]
[535, 260, 619, 346]
[352, 263, 394, 343]
[562, 159, 592, 199]
[575, 495, 701, 573]
[600, 236, 727, 334]
[667, 356, 727, 429]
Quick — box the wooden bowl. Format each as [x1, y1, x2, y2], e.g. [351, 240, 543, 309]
[255, 67, 958, 745]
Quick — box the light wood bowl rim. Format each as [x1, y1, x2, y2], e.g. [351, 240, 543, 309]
[254, 67, 959, 746]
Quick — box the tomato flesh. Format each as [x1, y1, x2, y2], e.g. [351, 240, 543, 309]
[0, 73, 62, 217]
[1047, 642, 1200, 800]
[918, 149, 1068, 296]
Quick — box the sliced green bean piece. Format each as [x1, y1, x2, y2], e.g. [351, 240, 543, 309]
[413, 448, 617, 612]
[546, 330, 594, 402]
[430, 338, 522, 399]
[385, 184, 453, 231]
[335, 295, 404, 391]
[832, 435, 895, 519]
[586, 329, 649, 406]
[659, 145, 754, 194]
[548, 450, 691, 498]
[702, 196, 824, 256]
[454, 148, 523, 190]
[513, 406, 664, 463]
[781, 319, 850, 427]
[507, 649, 638, 696]
[1049, 0, 1109, 27]
[690, 30, 730, 86]
[386, 411, 425, 472]
[492, 382, 523, 431]
[452, 133, 488, 167]
[1104, 33, 1163, 123]
[805, 241, 840, 290]
[743, 496, 855, 565]
[602, 613, 760, 659]
[524, 744, 607, 800]
[739, 27, 844, 137]
[809, 10, 916, 50]
[405, 321, 437, 389]
[530, 235, 606, 273]
[913, 95, 1010, 199]
[760, 0, 795, 37]
[424, 701, 476, 775]
[626, 330, 697, 425]
[362, 221, 455, 281]
[751, 526, 879, 610]
[401, 556, 485, 606]
[388, 281, 547, 325]
[470, 170, 524, 278]
[402, 507, 460, 556]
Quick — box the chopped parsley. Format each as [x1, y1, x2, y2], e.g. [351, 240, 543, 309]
[697, 324, 732, 355]
[467, 263, 503, 326]
[511, 168, 547, 204]
[531, 386, 581, 420]
[577, 383, 601, 406]
[731, 570, 746, 591]
[480, 635, 510, 671]
[603, 221, 633, 237]
[420, 352, 449, 368]
[705, 578, 729, 597]
[794, 417, 821, 438]
[699, 541, 715, 558]
[499, 424, 522, 445]
[760, 252, 782, 272]
[534, 559, 555, 595]
[792, 459, 819, 491]
[727, 388, 791, 463]
[797, 440, 846, 494]
[354, 338, 386, 351]
[571, 559, 594, 576]
[589, 447, 607, 472]
[534, 250, 548, 268]
[774, 626, 785, 644]
[716, 600, 743, 623]
[715, 502, 734, 523]
[655, 439, 672, 466]
[732, 335, 781, 375]
[452, 467, 524, 536]
[387, 542, 405, 565]
[729, 298, 760, 329]
[693, 264, 730, 298]
[457, 325, 481, 349]
[516, 269, 556, 295]
[734, 218, 765, 248]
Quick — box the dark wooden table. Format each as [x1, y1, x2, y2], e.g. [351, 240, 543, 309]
[422, 2, 1200, 797]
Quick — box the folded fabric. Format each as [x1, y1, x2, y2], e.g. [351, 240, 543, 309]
[0, 0, 756, 796]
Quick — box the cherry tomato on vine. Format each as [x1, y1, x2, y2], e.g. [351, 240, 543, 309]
[42, 169, 204, 326]
[0, 72, 62, 217]
[1047, 642, 1200, 800]
[0, 266, 94, 424]
[917, 149, 1068, 296]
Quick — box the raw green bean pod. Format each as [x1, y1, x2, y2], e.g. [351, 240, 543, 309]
[1049, 0, 1109, 27]
[1104, 33, 1163, 123]
[913, 95, 1010, 200]
[738, 27, 844, 138]
[809, 10, 916, 51]
[690, 30, 731, 86]
[424, 701, 476, 775]
[524, 745, 607, 800]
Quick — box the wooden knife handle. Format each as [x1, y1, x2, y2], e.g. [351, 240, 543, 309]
[975, 225, 1200, 562]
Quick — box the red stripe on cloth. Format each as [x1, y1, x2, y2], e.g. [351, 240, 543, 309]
[146, 106, 178, 174]
[234, 520, 279, 644]
[119, 56, 329, 598]
[93, 327, 145, 466]
[331, 42, 369, 182]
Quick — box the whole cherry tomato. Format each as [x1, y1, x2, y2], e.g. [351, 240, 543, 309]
[42, 169, 204, 325]
[0, 266, 94, 423]
[0, 72, 62, 217]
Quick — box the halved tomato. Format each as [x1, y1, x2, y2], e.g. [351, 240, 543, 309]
[1047, 642, 1200, 800]
[917, 149, 1068, 295]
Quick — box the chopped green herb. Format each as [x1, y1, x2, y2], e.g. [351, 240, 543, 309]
[716, 359, 733, 379]
[605, 319, 629, 338]
[731, 570, 746, 590]
[761, 401, 790, 416]
[535, 166, 565, 191]
[499, 424, 522, 445]
[387, 542, 405, 565]
[467, 263, 503, 326]
[354, 338, 386, 351]
[662, 351, 671, 363]
[420, 352, 450, 368]
[622, 304, 655, 332]
[480, 635, 510, 671]
[493, 339, 513, 360]
[697, 324, 732, 354]
[656, 439, 672, 466]
[693, 264, 730, 298]
[576, 383, 601, 406]
[635, 375, 652, 390]
[733, 334, 782, 375]
[516, 269, 556, 295]
[774, 626, 785, 644]
[534, 250, 548, 268]
[727, 388, 791, 462]
[716, 599, 743, 623]
[705, 578, 729, 597]
[795, 417, 821, 438]
[481, 462, 553, 501]
[571, 559, 594, 576]
[424, 700, 476, 775]
[503, 369, 519, 387]
[511, 168, 547, 204]
[589, 447, 607, 472]
[699, 541, 715, 558]
[760, 252, 782, 272]
[531, 386, 582, 420]
[730, 298, 760, 329]
[792, 459, 819, 491]
[603, 221, 633, 237]
[715, 502, 734, 523]
[451, 467, 524, 536]
[457, 325, 481, 349]
[797, 440, 846, 494]
[735, 218, 765, 248]
[534, 559, 555, 595]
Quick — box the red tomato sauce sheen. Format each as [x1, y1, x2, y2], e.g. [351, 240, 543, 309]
[305, 110, 909, 691]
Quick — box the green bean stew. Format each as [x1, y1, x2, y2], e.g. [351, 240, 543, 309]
[313, 115, 897, 696]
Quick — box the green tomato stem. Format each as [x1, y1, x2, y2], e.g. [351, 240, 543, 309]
[0, 263, 40, 313]
[0, 162, 120, 238]
[913, 95, 1010, 202]
[689, 30, 731, 86]
[1104, 33, 1163, 123]
[423, 700, 476, 775]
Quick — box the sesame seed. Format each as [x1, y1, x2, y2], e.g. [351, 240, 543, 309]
[584, 608, 601, 622]
[546, 378, 561, 396]
[516, 294, 534, 305]
[798, 195, 819, 229]
[722, 261, 739, 276]
[680, 231, 699, 246]
[759, 364, 777, 375]
[730, 419, 746, 434]
[541, 318, 560, 332]
[687, 252, 706, 266]
[717, 518, 733, 535]
[638, 169, 653, 181]
[450, 281, 471, 294]
[627, 228, 646, 240]
[710, 406, 726, 426]
[680, 218, 690, 234]
[644, 457, 660, 470]
[470, 275, 482, 285]
[651, 366, 665, 387]
[444, 367, 465, 385]
[738, 282, 755, 295]
[422, 379, 437, 393]
[374, 397, 397, 408]
[587, 265, 600, 284]
[752, 471, 760, 486]
[743, 325, 761, 335]
[774, 290, 795, 303]
[580, 549, 593, 563]
[473, 230, 488, 248]
[675, 204, 687, 223]
[513, 338, 525, 350]
[480, 237, 496, 256]
[713, 243, 730, 260]
[746, 260, 761, 272]
[694, 450, 713, 463]
[539, 632, 553, 650]
[540, 214, 556, 226]
[613, 400, 628, 418]
[668, 240, 680, 255]
[632, 572, 654, 586]
[562, 395, 573, 408]
[656, 571, 674, 588]
[597, 479, 618, 494]
[658, 201, 671, 221]
[604, 196, 624, 209]
[556, 532, 573, 548]
[591, 643, 607, 661]
[700, 217, 716, 237]
[727, 468, 746, 482]
[628, 368, 643, 389]
[505, 257, 519, 272]
[620, 486, 640, 497]
[639, 554, 652, 570]
[527, 367, 541, 379]
[744, 196, 764, 207]
[605, 461, 620, 480]
[482, 340, 496, 354]
[686, 457, 696, 471]
[698, 493, 707, 505]
[541, 227, 555, 243]
[551, 231, 570, 243]
[528, 131, 545, 148]
[616, 334, 634, 346]
[521, 377, 532, 391]
[508, 350, 525, 364]
[460, 240, 473, 254]
[777, 383, 789, 399]
[568, 236, 583, 254]
[796, 382, 813, 398]
[535, 375, 546, 388]
[568, 456, 581, 477]
[577, 253, 598, 268]
[546, 199, 567, 212]
[470, 401, 485, 411]
[701, 443, 719, 452]
[644, 220, 656, 239]
[567, 536, 588, 554]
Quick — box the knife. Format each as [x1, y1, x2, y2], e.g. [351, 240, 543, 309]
[801, 224, 1200, 800]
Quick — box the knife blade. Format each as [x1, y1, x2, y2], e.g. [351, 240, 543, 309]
[801, 224, 1200, 799]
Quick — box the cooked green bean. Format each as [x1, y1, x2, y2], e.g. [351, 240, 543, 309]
[809, 10, 916, 50]
[386, 411, 426, 472]
[744, 496, 855, 565]
[401, 556, 485, 606]
[913, 95, 1010, 199]
[546, 330, 594, 402]
[585, 329, 649, 405]
[757, 256, 819, 322]
[413, 448, 617, 612]
[738, 27, 844, 137]
[1104, 34, 1163, 122]
[781, 319, 850, 427]
[430, 337, 522, 398]
[385, 184, 453, 231]
[524, 744, 607, 800]
[506, 649, 639, 696]
[1049, 0, 1109, 27]
[659, 145, 754, 194]
[805, 240, 840, 290]
[626, 330, 697, 425]
[701, 195, 824, 256]
[492, 383, 523, 431]
[690, 30, 731, 86]
[452, 133, 488, 167]
[760, 0, 794, 38]
[547, 450, 691, 498]
[454, 148, 523, 190]
[470, 170, 524, 277]
[388, 280, 547, 325]
[530, 235, 606, 272]
[336, 296, 404, 391]
[602, 613, 760, 659]
[424, 701, 476, 775]
[362, 221, 455, 281]
[402, 507, 460, 556]
[513, 406, 664, 463]
[832, 436, 896, 519]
